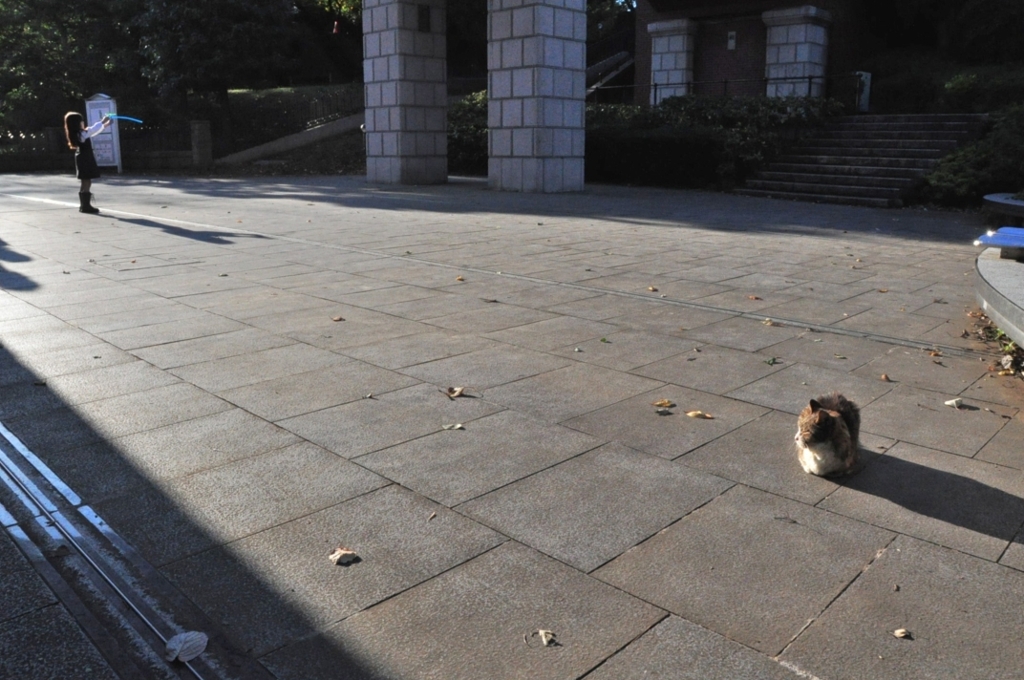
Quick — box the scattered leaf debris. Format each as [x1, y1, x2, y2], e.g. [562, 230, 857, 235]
[881, 374, 891, 382]
[762, 318, 781, 327]
[331, 316, 345, 322]
[877, 289, 889, 293]
[893, 584, 900, 592]
[455, 276, 465, 282]
[686, 410, 714, 419]
[574, 347, 582, 352]
[834, 354, 847, 360]
[944, 398, 963, 409]
[526, 630, 557, 647]
[928, 350, 942, 357]
[655, 407, 673, 416]
[764, 357, 780, 366]
[600, 337, 610, 343]
[428, 511, 437, 521]
[652, 399, 676, 408]
[747, 295, 762, 300]
[481, 298, 499, 303]
[329, 546, 358, 565]
[444, 386, 466, 399]
[442, 423, 465, 430]
[648, 286, 658, 292]
[892, 628, 912, 640]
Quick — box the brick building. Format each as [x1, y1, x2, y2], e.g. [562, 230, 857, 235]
[635, 0, 870, 105]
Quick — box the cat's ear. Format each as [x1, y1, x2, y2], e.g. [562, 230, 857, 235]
[809, 399, 821, 412]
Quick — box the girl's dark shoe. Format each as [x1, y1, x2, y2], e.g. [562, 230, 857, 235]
[79, 192, 99, 214]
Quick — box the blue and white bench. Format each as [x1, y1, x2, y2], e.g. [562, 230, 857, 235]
[975, 226, 1024, 260]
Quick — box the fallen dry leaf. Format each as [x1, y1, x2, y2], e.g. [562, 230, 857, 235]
[762, 318, 780, 327]
[960, 330, 970, 338]
[881, 374, 891, 382]
[944, 398, 963, 409]
[455, 276, 465, 281]
[928, 350, 942, 357]
[428, 511, 437, 521]
[747, 295, 762, 300]
[444, 386, 466, 399]
[878, 289, 889, 293]
[764, 357, 779, 366]
[329, 546, 358, 565]
[686, 410, 714, 419]
[332, 316, 345, 322]
[652, 399, 676, 408]
[893, 628, 912, 640]
[648, 286, 658, 292]
[834, 354, 847, 360]
[655, 407, 672, 416]
[165, 631, 208, 663]
[999, 369, 1015, 376]
[600, 337, 610, 343]
[442, 423, 464, 430]
[530, 630, 557, 647]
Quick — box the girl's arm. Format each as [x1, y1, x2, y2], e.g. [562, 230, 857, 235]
[81, 117, 111, 141]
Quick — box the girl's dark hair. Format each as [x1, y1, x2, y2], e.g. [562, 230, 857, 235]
[64, 112, 83, 149]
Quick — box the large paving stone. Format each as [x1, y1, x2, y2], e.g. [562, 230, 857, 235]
[759, 296, 872, 326]
[549, 330, 696, 372]
[780, 535, 1024, 680]
[5, 342, 136, 382]
[608, 304, 735, 335]
[756, 332, 892, 372]
[594, 485, 893, 655]
[357, 410, 602, 506]
[632, 344, 784, 395]
[459, 443, 732, 572]
[130, 327, 295, 369]
[398, 346, 572, 390]
[975, 412, 1024, 469]
[587, 615, 801, 680]
[43, 360, 180, 404]
[858, 384, 1017, 457]
[483, 362, 664, 424]
[216, 360, 419, 422]
[338, 331, 498, 370]
[278, 382, 502, 458]
[483, 316, 618, 352]
[0, 605, 118, 680]
[168, 343, 347, 392]
[818, 442, 1024, 561]
[725, 361, 894, 416]
[564, 385, 768, 460]
[833, 309, 945, 341]
[164, 485, 505, 656]
[961, 370, 1024, 409]
[422, 304, 556, 334]
[71, 382, 233, 439]
[680, 410, 894, 504]
[851, 346, 989, 394]
[682, 316, 803, 352]
[96, 313, 246, 350]
[544, 293, 659, 321]
[261, 541, 665, 680]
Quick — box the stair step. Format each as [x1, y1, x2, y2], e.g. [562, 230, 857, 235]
[744, 179, 905, 198]
[795, 138, 959, 152]
[755, 171, 915, 188]
[833, 114, 988, 124]
[735, 188, 900, 208]
[826, 122, 983, 133]
[810, 130, 971, 142]
[777, 154, 939, 169]
[768, 163, 926, 179]
[791, 146, 945, 159]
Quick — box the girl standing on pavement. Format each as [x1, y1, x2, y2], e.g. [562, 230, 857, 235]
[63, 111, 111, 214]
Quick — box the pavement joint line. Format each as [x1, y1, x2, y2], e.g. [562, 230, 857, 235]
[3, 192, 995, 359]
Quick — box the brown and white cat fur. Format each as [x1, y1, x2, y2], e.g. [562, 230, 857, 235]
[795, 393, 860, 476]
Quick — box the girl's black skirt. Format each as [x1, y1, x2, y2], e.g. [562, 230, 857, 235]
[75, 139, 101, 180]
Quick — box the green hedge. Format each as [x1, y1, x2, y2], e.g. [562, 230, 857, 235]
[918, 106, 1024, 206]
[447, 92, 845, 187]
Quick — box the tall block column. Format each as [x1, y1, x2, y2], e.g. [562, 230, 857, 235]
[762, 6, 831, 97]
[487, 0, 586, 193]
[363, 0, 447, 184]
[647, 19, 695, 105]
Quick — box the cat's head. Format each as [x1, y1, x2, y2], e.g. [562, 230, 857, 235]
[796, 399, 840, 445]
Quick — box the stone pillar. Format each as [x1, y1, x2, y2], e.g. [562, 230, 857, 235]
[362, 0, 447, 184]
[647, 19, 696, 105]
[487, 0, 586, 193]
[762, 6, 831, 97]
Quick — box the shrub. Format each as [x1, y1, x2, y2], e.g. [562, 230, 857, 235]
[918, 106, 1024, 206]
[447, 91, 488, 175]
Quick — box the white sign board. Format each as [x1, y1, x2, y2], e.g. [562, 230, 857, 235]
[85, 94, 122, 173]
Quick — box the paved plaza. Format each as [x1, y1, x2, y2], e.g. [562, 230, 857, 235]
[1, 173, 1023, 679]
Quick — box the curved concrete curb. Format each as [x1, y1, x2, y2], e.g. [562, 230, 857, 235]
[215, 113, 364, 166]
[976, 247, 1024, 346]
[983, 193, 1024, 225]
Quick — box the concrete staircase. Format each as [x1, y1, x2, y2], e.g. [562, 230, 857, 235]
[737, 114, 989, 208]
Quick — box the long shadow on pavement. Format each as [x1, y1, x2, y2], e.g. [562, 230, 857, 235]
[0, 344, 382, 679]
